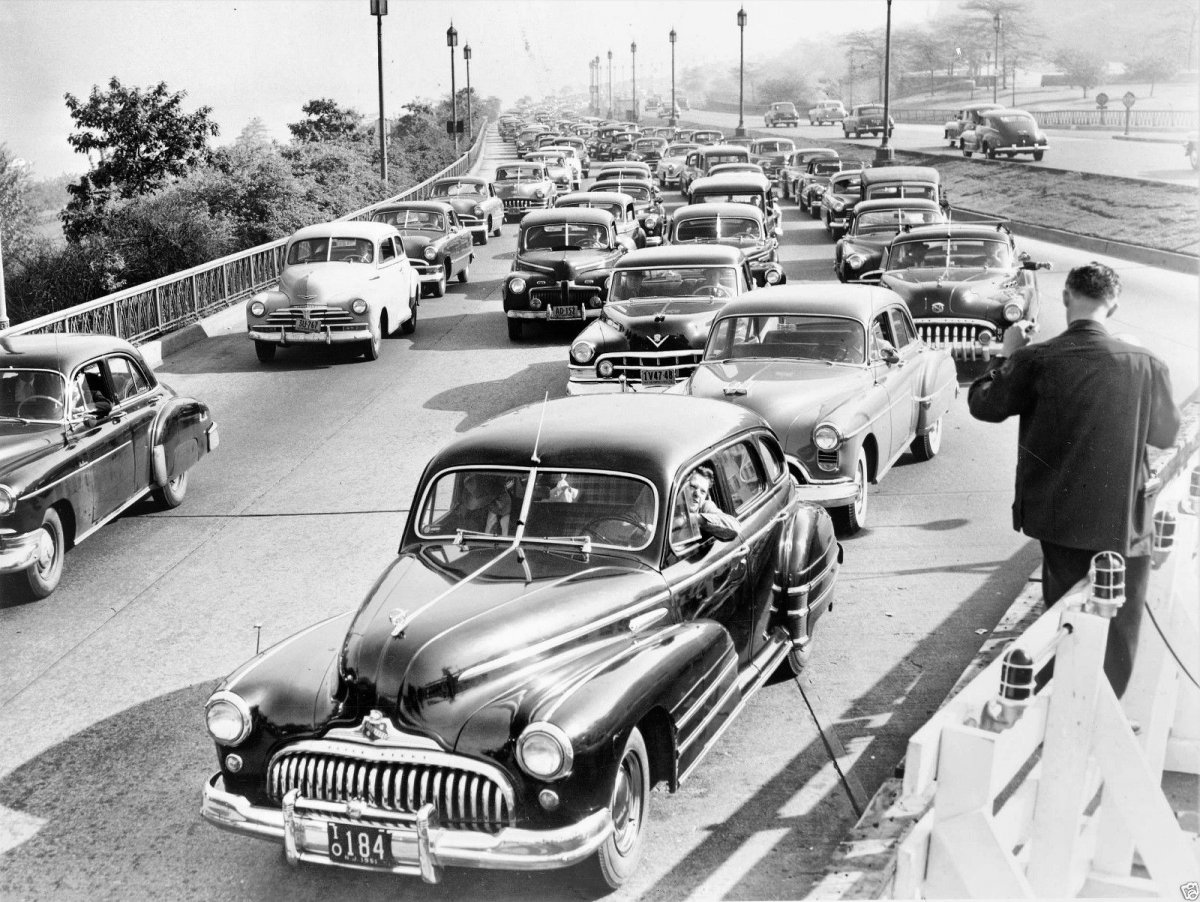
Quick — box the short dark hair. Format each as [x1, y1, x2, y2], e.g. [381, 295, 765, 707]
[1065, 262, 1121, 303]
[691, 465, 715, 487]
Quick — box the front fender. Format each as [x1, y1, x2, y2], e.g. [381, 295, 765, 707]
[150, 396, 215, 485]
[915, 352, 959, 433]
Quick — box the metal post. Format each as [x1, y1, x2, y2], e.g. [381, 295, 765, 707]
[669, 29, 677, 127]
[630, 41, 638, 122]
[607, 50, 613, 119]
[875, 0, 894, 163]
[374, 2, 388, 183]
[993, 12, 1001, 104]
[464, 44, 473, 142]
[735, 7, 747, 137]
[447, 23, 459, 154]
[0, 230, 8, 330]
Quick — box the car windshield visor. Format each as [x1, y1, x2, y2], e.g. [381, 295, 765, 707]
[705, 314, 867, 365]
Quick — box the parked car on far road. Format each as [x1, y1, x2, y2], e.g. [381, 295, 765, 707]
[842, 104, 894, 139]
[959, 108, 1049, 161]
[764, 101, 800, 127]
[808, 100, 847, 125]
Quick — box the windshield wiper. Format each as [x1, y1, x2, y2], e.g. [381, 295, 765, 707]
[0, 415, 30, 424]
[452, 529, 507, 546]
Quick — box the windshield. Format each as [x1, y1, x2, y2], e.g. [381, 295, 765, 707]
[888, 238, 1012, 270]
[829, 176, 862, 194]
[705, 153, 746, 166]
[495, 166, 544, 181]
[522, 222, 609, 250]
[373, 210, 445, 233]
[694, 191, 766, 208]
[773, 104, 797, 114]
[598, 184, 649, 200]
[417, 467, 658, 550]
[0, 369, 69, 422]
[754, 141, 793, 153]
[431, 182, 483, 198]
[609, 266, 739, 301]
[858, 106, 885, 115]
[286, 236, 375, 264]
[854, 209, 943, 234]
[812, 161, 842, 175]
[635, 140, 662, 151]
[995, 114, 1036, 126]
[666, 144, 699, 156]
[674, 216, 762, 242]
[705, 314, 867, 365]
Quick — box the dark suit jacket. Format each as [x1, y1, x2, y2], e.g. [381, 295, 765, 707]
[968, 320, 1180, 556]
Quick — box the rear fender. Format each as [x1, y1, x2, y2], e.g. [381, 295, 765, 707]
[915, 353, 959, 433]
[150, 396, 214, 485]
[773, 505, 841, 648]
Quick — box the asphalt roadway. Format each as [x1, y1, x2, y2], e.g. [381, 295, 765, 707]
[0, 129, 1196, 902]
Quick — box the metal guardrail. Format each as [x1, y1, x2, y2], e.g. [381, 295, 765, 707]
[892, 108, 1197, 130]
[0, 122, 490, 344]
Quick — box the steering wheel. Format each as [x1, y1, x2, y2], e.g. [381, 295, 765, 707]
[341, 255, 365, 264]
[696, 285, 733, 299]
[17, 395, 64, 419]
[582, 514, 650, 546]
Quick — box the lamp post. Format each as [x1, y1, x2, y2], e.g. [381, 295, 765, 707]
[447, 23, 459, 154]
[630, 41, 638, 121]
[593, 56, 600, 116]
[607, 50, 613, 119]
[371, 0, 388, 183]
[464, 43, 473, 143]
[669, 29, 677, 127]
[735, 6, 747, 137]
[876, 0, 894, 163]
[993, 11, 1001, 103]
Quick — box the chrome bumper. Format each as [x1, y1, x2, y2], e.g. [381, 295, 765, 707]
[787, 471, 858, 507]
[566, 375, 676, 395]
[248, 327, 370, 346]
[201, 773, 612, 882]
[506, 309, 602, 322]
[0, 529, 41, 574]
[413, 265, 444, 284]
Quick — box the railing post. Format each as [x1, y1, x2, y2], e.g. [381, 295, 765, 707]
[154, 286, 163, 332]
[191, 273, 199, 319]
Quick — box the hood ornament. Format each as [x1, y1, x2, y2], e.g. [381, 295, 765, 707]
[648, 333, 667, 348]
[389, 608, 414, 637]
[361, 710, 389, 741]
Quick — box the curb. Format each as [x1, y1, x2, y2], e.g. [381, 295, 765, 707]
[138, 300, 247, 370]
[1113, 133, 1190, 145]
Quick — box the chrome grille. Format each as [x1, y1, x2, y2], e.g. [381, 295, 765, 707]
[266, 305, 353, 326]
[917, 320, 995, 361]
[267, 748, 512, 834]
[529, 285, 603, 306]
[502, 198, 547, 211]
[599, 349, 703, 383]
[817, 449, 839, 471]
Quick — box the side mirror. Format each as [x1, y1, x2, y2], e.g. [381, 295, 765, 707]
[1022, 259, 1052, 271]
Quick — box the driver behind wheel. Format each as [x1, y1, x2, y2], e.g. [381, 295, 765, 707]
[693, 268, 738, 298]
[0, 370, 65, 420]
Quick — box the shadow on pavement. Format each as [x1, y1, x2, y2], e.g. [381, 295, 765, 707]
[423, 359, 565, 432]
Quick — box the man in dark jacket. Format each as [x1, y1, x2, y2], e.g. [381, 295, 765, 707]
[968, 262, 1180, 696]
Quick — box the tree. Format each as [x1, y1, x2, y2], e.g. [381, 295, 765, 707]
[900, 26, 956, 95]
[198, 142, 321, 246]
[0, 144, 37, 260]
[1124, 55, 1177, 96]
[61, 77, 219, 242]
[288, 98, 364, 143]
[1052, 47, 1108, 97]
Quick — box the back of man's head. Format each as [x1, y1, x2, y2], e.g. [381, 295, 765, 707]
[1065, 262, 1120, 305]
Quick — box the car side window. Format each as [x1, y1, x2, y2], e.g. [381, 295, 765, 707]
[716, 441, 767, 513]
[106, 355, 151, 402]
[888, 308, 917, 348]
[869, 312, 897, 360]
[70, 361, 112, 416]
[380, 238, 397, 262]
[756, 435, 785, 483]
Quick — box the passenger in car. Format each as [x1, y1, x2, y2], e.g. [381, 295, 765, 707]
[671, 466, 739, 544]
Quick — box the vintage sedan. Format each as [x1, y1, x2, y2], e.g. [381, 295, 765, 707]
[943, 102, 1003, 146]
[796, 157, 849, 212]
[679, 286, 957, 534]
[864, 223, 1051, 361]
[764, 102, 800, 127]
[817, 168, 866, 240]
[778, 148, 839, 200]
[834, 199, 945, 282]
[960, 108, 1049, 161]
[691, 129, 726, 145]
[567, 245, 755, 394]
[555, 190, 646, 250]
[657, 143, 701, 189]
[748, 138, 796, 183]
[370, 202, 473, 298]
[842, 104, 894, 139]
[200, 393, 840, 889]
[494, 162, 557, 222]
[627, 136, 670, 171]
[0, 334, 218, 599]
[687, 172, 783, 239]
[808, 100, 847, 125]
[247, 221, 420, 363]
[590, 178, 667, 245]
[669, 202, 785, 287]
[503, 208, 626, 340]
[526, 150, 580, 193]
[428, 177, 504, 244]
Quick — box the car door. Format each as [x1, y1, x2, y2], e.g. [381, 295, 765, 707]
[105, 353, 161, 492]
[868, 310, 910, 471]
[886, 306, 926, 445]
[447, 210, 471, 271]
[376, 236, 406, 326]
[68, 360, 138, 528]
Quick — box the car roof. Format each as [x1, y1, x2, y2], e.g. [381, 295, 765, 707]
[853, 198, 943, 214]
[615, 245, 745, 269]
[519, 208, 616, 227]
[433, 176, 486, 186]
[958, 102, 1004, 111]
[373, 200, 456, 214]
[0, 333, 139, 372]
[289, 221, 401, 241]
[673, 202, 766, 221]
[556, 191, 633, 206]
[895, 223, 1012, 240]
[690, 172, 772, 191]
[592, 177, 653, 190]
[698, 144, 748, 155]
[427, 394, 769, 480]
[860, 165, 939, 184]
[713, 283, 898, 323]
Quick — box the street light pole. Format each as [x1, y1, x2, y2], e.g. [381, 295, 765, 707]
[875, 0, 895, 163]
[669, 28, 677, 127]
[464, 43, 473, 143]
[447, 23, 459, 154]
[607, 50, 613, 119]
[371, 0, 388, 184]
[630, 41, 638, 122]
[993, 11, 1002, 104]
[0, 233, 9, 331]
[735, 7, 747, 137]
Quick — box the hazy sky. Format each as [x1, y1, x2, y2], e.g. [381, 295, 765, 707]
[1, 0, 943, 177]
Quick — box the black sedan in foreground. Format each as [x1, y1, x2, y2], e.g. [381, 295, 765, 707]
[201, 394, 840, 890]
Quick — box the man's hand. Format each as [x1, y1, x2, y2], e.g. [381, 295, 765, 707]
[1001, 319, 1037, 356]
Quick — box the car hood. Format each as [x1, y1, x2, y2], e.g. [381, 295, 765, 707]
[0, 426, 62, 479]
[340, 544, 666, 748]
[602, 298, 725, 349]
[495, 182, 549, 199]
[883, 268, 1012, 316]
[686, 360, 871, 434]
[280, 265, 368, 303]
[398, 235, 435, 259]
[441, 197, 485, 215]
[516, 249, 615, 278]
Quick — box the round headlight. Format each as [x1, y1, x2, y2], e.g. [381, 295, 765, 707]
[351, 299, 368, 315]
[249, 300, 267, 318]
[422, 245, 438, 261]
[572, 341, 596, 364]
[205, 691, 252, 746]
[813, 424, 843, 451]
[765, 268, 782, 284]
[0, 485, 15, 516]
[534, 189, 546, 199]
[509, 277, 527, 295]
[846, 254, 866, 270]
[598, 360, 615, 378]
[530, 296, 544, 310]
[517, 723, 573, 780]
[1003, 303, 1023, 323]
[473, 205, 484, 216]
[643, 214, 659, 228]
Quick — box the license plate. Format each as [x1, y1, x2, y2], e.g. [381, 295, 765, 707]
[548, 305, 582, 320]
[327, 823, 395, 868]
[294, 317, 322, 333]
[642, 368, 677, 385]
